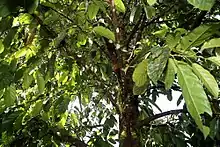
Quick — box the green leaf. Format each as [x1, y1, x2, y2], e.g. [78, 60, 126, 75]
[147, 0, 157, 6]
[187, 0, 214, 11]
[178, 24, 218, 50]
[166, 34, 179, 49]
[132, 59, 148, 87]
[14, 47, 28, 58]
[133, 84, 148, 95]
[144, 6, 156, 19]
[94, 26, 115, 41]
[31, 100, 43, 117]
[36, 71, 45, 94]
[0, 39, 4, 54]
[114, 0, 126, 13]
[165, 58, 176, 90]
[87, 3, 99, 20]
[207, 56, 220, 66]
[23, 72, 34, 89]
[192, 63, 218, 98]
[177, 61, 212, 137]
[0, 5, 11, 17]
[4, 85, 17, 107]
[148, 48, 169, 84]
[202, 38, 220, 50]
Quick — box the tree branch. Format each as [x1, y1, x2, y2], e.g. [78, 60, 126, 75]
[138, 109, 184, 127]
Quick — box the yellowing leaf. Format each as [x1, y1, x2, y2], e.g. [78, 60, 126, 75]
[0, 40, 4, 54]
[132, 59, 148, 87]
[202, 38, 220, 50]
[187, 0, 214, 11]
[147, 0, 157, 6]
[94, 26, 115, 41]
[4, 85, 16, 107]
[36, 71, 45, 94]
[177, 61, 212, 137]
[192, 63, 218, 98]
[165, 58, 176, 90]
[114, 0, 126, 13]
[87, 3, 99, 20]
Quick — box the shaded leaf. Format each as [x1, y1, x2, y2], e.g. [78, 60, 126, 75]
[192, 63, 218, 98]
[133, 84, 147, 95]
[88, 3, 99, 20]
[165, 58, 176, 90]
[0, 39, 4, 54]
[94, 26, 115, 41]
[23, 72, 34, 89]
[132, 59, 148, 87]
[148, 48, 169, 84]
[4, 85, 16, 107]
[177, 61, 212, 137]
[36, 71, 45, 94]
[31, 100, 43, 117]
[144, 6, 155, 19]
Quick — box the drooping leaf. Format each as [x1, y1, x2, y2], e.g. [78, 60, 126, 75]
[165, 58, 176, 90]
[132, 59, 148, 87]
[202, 38, 220, 50]
[192, 63, 218, 98]
[177, 61, 212, 137]
[187, 0, 214, 11]
[207, 56, 220, 66]
[94, 26, 115, 41]
[147, 0, 157, 6]
[114, 0, 126, 13]
[177, 24, 219, 50]
[36, 71, 45, 94]
[87, 3, 99, 20]
[31, 100, 43, 117]
[0, 39, 4, 54]
[148, 48, 169, 84]
[4, 85, 17, 107]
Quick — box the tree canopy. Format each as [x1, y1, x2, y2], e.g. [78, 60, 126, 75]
[0, 0, 220, 146]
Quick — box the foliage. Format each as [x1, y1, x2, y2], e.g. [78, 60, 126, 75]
[0, 0, 220, 146]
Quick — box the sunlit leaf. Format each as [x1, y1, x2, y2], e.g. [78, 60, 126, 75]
[207, 56, 220, 66]
[177, 61, 212, 137]
[132, 59, 148, 87]
[202, 38, 220, 50]
[14, 47, 28, 58]
[0, 39, 4, 54]
[165, 58, 176, 90]
[187, 0, 214, 11]
[4, 85, 17, 107]
[94, 26, 115, 41]
[192, 63, 218, 98]
[147, 0, 157, 6]
[114, 0, 126, 13]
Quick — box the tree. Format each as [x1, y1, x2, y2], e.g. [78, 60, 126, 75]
[0, 0, 220, 146]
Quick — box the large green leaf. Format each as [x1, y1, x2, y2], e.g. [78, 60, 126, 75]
[177, 24, 218, 50]
[36, 71, 45, 94]
[148, 48, 169, 84]
[202, 38, 220, 50]
[132, 59, 148, 87]
[192, 63, 218, 98]
[114, 0, 126, 13]
[147, 0, 157, 6]
[207, 56, 220, 66]
[177, 61, 212, 137]
[4, 85, 17, 107]
[133, 84, 147, 95]
[187, 0, 214, 11]
[165, 58, 176, 90]
[87, 3, 99, 20]
[94, 26, 115, 41]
